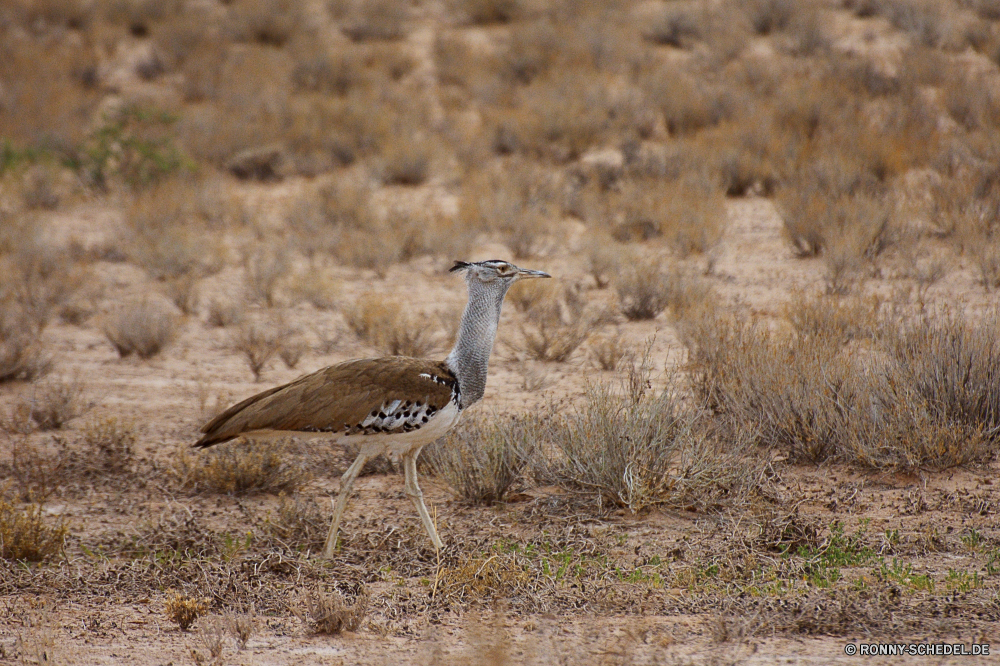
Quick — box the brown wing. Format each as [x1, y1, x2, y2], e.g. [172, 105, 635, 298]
[195, 357, 457, 447]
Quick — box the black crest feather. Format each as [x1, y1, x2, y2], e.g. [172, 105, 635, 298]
[450, 260, 471, 272]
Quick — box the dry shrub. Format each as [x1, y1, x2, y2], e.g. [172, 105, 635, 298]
[102, 299, 180, 359]
[195, 616, 227, 664]
[456, 0, 525, 25]
[127, 179, 224, 281]
[257, 495, 327, 552]
[243, 245, 291, 308]
[782, 293, 881, 344]
[230, 320, 282, 381]
[340, 0, 408, 41]
[286, 267, 340, 310]
[642, 3, 703, 47]
[206, 297, 244, 328]
[162, 274, 200, 316]
[459, 163, 558, 259]
[344, 295, 438, 357]
[590, 328, 631, 371]
[225, 609, 257, 650]
[0, 308, 51, 383]
[376, 132, 434, 186]
[615, 257, 673, 321]
[541, 378, 760, 512]
[423, 413, 539, 505]
[4, 435, 67, 502]
[683, 305, 1000, 469]
[585, 237, 627, 289]
[81, 417, 137, 474]
[0, 230, 81, 332]
[299, 588, 368, 635]
[26, 376, 89, 431]
[0, 500, 67, 562]
[175, 440, 310, 495]
[516, 286, 592, 363]
[164, 591, 211, 631]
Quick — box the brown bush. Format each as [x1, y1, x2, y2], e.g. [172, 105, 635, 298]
[127, 180, 225, 281]
[516, 287, 592, 363]
[340, 0, 408, 42]
[0, 308, 51, 383]
[0, 500, 67, 562]
[424, 413, 538, 505]
[344, 296, 438, 357]
[102, 299, 179, 359]
[299, 588, 368, 634]
[231, 320, 282, 381]
[175, 440, 310, 495]
[682, 305, 1000, 470]
[615, 258, 673, 321]
[164, 591, 211, 632]
[26, 376, 90, 431]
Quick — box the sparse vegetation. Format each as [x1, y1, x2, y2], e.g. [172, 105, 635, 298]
[425, 414, 538, 505]
[344, 295, 438, 357]
[175, 440, 310, 495]
[299, 588, 368, 635]
[4, 0, 1000, 659]
[164, 591, 211, 631]
[102, 299, 179, 359]
[0, 500, 66, 561]
[231, 319, 282, 381]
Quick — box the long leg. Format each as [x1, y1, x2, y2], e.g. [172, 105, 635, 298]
[324, 452, 369, 558]
[403, 449, 442, 550]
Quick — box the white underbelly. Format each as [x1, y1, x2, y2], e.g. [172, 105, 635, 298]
[354, 400, 462, 455]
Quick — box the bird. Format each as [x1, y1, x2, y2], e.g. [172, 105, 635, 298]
[194, 259, 551, 557]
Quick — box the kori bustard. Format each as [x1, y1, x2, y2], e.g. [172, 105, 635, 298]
[195, 260, 550, 556]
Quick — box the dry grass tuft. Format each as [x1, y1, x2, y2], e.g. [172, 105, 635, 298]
[164, 591, 211, 632]
[225, 608, 257, 650]
[81, 417, 137, 474]
[683, 304, 1000, 470]
[424, 413, 539, 505]
[0, 309, 51, 383]
[230, 320, 282, 381]
[206, 297, 244, 328]
[590, 329, 631, 371]
[0, 500, 67, 562]
[102, 299, 179, 359]
[243, 246, 291, 308]
[516, 285, 592, 363]
[26, 376, 90, 431]
[542, 378, 760, 512]
[257, 495, 328, 552]
[615, 258, 673, 321]
[299, 588, 368, 635]
[344, 295, 438, 357]
[175, 440, 310, 495]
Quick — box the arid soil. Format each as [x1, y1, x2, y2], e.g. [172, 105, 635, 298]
[4, 0, 1000, 664]
[3, 191, 998, 665]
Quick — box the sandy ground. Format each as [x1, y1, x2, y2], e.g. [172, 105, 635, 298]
[2, 187, 998, 665]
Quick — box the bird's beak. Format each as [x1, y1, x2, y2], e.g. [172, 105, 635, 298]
[515, 267, 551, 280]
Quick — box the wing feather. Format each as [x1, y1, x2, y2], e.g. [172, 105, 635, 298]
[195, 357, 457, 447]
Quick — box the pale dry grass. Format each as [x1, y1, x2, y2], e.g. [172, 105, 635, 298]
[175, 440, 310, 495]
[164, 591, 211, 631]
[298, 588, 368, 635]
[230, 319, 282, 381]
[344, 295, 438, 357]
[102, 299, 179, 359]
[424, 413, 539, 505]
[0, 500, 67, 562]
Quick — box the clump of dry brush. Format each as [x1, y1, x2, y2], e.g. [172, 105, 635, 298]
[428, 350, 766, 512]
[682, 299, 1000, 470]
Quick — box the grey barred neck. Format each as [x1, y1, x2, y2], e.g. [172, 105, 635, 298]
[444, 276, 510, 409]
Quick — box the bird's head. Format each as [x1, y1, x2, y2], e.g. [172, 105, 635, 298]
[450, 259, 551, 285]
